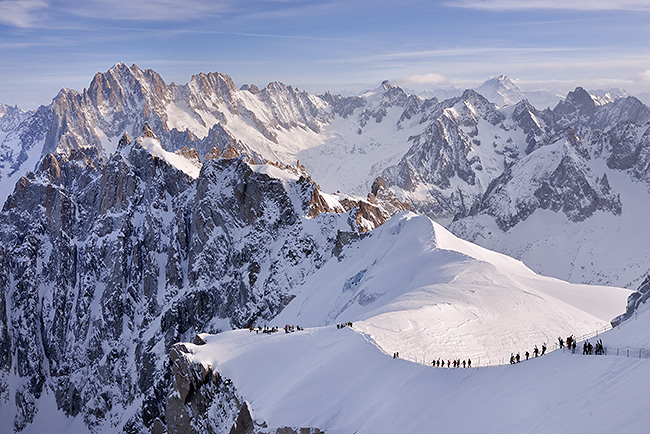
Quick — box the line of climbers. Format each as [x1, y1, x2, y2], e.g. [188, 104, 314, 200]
[431, 358, 472, 368]
[249, 326, 280, 334]
[337, 322, 353, 329]
[510, 341, 548, 364]
[559, 335, 604, 355]
[558, 335, 577, 352]
[249, 325, 303, 334]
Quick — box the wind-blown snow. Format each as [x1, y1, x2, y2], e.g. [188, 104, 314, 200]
[165, 101, 210, 139]
[137, 136, 201, 178]
[250, 164, 299, 182]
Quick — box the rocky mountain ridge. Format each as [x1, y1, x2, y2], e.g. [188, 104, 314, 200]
[0, 122, 406, 433]
[3, 64, 650, 289]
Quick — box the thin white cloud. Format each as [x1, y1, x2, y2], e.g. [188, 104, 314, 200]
[402, 73, 447, 84]
[62, 0, 229, 21]
[330, 46, 588, 65]
[58, 0, 342, 24]
[0, 0, 48, 28]
[447, 0, 650, 11]
[640, 70, 650, 84]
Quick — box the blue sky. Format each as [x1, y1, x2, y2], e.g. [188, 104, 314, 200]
[1, 0, 650, 109]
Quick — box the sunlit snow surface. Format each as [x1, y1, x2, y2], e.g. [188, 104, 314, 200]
[185, 212, 640, 433]
[137, 136, 201, 178]
[189, 318, 650, 434]
[273, 212, 628, 365]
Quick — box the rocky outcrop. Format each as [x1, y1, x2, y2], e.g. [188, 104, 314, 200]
[164, 344, 325, 434]
[470, 136, 622, 231]
[165, 344, 241, 434]
[319, 91, 365, 118]
[612, 276, 650, 327]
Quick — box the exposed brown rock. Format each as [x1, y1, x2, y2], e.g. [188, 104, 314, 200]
[177, 146, 201, 165]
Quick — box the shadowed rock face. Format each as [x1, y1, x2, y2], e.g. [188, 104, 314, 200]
[164, 344, 326, 434]
[612, 275, 650, 327]
[380, 86, 649, 230]
[0, 125, 404, 432]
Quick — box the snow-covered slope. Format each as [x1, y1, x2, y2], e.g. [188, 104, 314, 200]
[165, 211, 634, 434]
[184, 292, 648, 434]
[273, 212, 628, 364]
[186, 326, 648, 434]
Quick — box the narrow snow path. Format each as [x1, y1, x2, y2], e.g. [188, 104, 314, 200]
[188, 320, 650, 434]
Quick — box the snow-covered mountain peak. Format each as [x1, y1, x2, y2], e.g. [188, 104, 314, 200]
[0, 102, 20, 117]
[557, 86, 596, 113]
[442, 89, 503, 125]
[90, 62, 169, 103]
[381, 79, 397, 91]
[187, 71, 237, 102]
[589, 88, 629, 106]
[475, 74, 525, 108]
[0, 102, 30, 131]
[481, 74, 516, 88]
[272, 211, 629, 365]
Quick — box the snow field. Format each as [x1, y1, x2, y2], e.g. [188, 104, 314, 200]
[189, 318, 650, 434]
[182, 209, 639, 432]
[136, 136, 202, 178]
[273, 212, 628, 364]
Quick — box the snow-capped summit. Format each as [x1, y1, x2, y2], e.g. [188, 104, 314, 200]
[475, 74, 526, 108]
[589, 88, 629, 105]
[381, 79, 397, 90]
